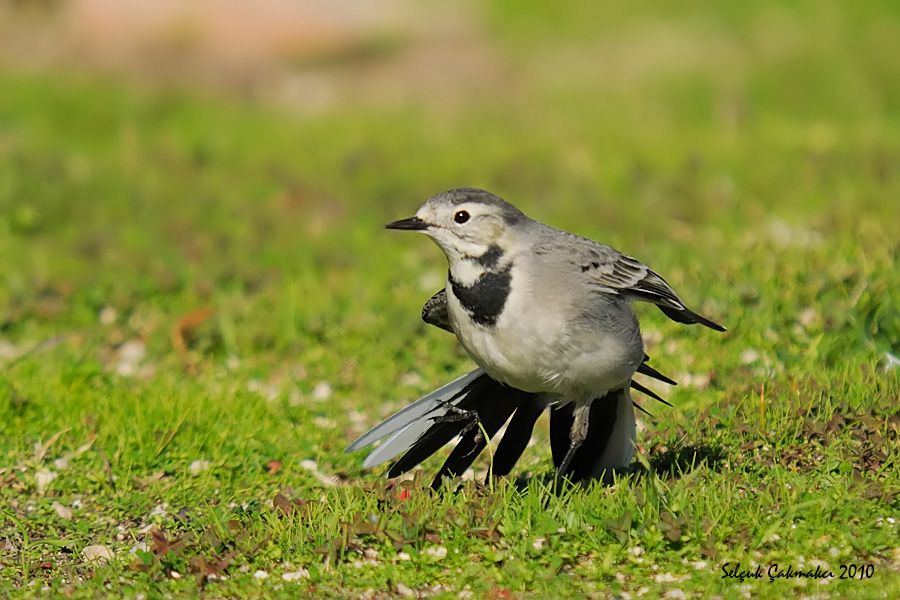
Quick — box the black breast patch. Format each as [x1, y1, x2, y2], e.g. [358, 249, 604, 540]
[471, 244, 503, 269]
[449, 264, 512, 327]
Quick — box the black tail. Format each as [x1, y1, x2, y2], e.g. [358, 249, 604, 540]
[386, 360, 676, 487]
[658, 305, 726, 332]
[551, 393, 620, 483]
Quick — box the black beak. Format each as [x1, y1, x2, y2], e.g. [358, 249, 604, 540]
[385, 216, 429, 231]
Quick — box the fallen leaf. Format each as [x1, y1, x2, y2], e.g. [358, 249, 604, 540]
[83, 545, 114, 562]
[35, 469, 57, 494]
[273, 493, 294, 516]
[52, 501, 73, 520]
[170, 306, 214, 365]
[150, 529, 184, 557]
[34, 429, 70, 462]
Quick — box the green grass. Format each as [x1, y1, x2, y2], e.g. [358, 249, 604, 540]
[1, 2, 899, 597]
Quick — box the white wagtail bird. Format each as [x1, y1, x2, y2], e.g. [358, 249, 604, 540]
[348, 188, 725, 486]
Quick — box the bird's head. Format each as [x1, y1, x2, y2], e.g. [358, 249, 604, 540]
[386, 188, 528, 264]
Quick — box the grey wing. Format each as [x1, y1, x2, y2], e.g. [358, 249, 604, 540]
[557, 237, 726, 332]
[422, 289, 453, 333]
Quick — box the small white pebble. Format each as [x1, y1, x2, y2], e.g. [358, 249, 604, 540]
[630, 546, 644, 557]
[396, 583, 415, 597]
[313, 416, 335, 429]
[458, 592, 473, 599]
[53, 457, 69, 470]
[254, 570, 269, 580]
[129, 542, 149, 556]
[888, 517, 896, 524]
[691, 560, 708, 570]
[799, 307, 818, 327]
[170, 571, 181, 579]
[312, 381, 332, 401]
[682, 372, 711, 389]
[532, 537, 545, 551]
[425, 546, 447, 559]
[282, 569, 309, 581]
[400, 372, 424, 387]
[663, 590, 686, 599]
[397, 552, 411, 561]
[189, 460, 211, 475]
[740, 349, 760, 364]
[99, 306, 118, 325]
[363, 548, 378, 560]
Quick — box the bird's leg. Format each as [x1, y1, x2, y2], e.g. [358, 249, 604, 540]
[556, 401, 592, 480]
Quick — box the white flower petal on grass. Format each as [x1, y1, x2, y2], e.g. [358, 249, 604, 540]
[51, 501, 72, 520]
[83, 545, 114, 562]
[425, 546, 447, 560]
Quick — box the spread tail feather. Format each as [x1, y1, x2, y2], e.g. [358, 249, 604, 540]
[346, 369, 484, 457]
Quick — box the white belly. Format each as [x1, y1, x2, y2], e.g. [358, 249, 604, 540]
[446, 272, 641, 398]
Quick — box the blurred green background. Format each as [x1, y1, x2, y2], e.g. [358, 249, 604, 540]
[0, 1, 897, 597]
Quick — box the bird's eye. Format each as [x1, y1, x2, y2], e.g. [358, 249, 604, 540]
[454, 210, 470, 224]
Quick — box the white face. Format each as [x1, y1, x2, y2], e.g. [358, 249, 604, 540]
[415, 200, 509, 262]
